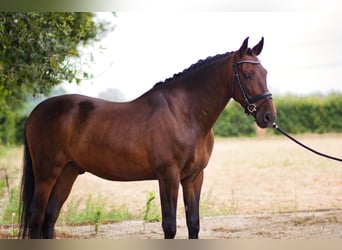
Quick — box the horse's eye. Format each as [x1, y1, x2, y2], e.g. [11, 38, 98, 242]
[243, 72, 252, 80]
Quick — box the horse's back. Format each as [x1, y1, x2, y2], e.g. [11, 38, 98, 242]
[28, 93, 108, 120]
[27, 95, 94, 132]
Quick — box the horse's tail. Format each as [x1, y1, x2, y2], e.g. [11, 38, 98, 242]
[18, 129, 34, 239]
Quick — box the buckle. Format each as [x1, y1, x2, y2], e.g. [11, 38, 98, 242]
[247, 104, 257, 114]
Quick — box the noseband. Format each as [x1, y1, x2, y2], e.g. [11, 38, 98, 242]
[232, 57, 272, 115]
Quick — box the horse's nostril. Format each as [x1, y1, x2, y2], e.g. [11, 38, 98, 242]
[264, 112, 272, 123]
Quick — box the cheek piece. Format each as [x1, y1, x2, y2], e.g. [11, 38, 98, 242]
[232, 57, 272, 115]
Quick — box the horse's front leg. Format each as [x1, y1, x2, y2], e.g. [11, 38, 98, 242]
[158, 168, 180, 239]
[181, 170, 204, 239]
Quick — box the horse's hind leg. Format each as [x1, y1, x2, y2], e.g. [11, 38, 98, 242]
[28, 158, 68, 238]
[42, 163, 79, 238]
[28, 177, 58, 238]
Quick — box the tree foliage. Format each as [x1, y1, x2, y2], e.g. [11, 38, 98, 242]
[0, 12, 110, 110]
[0, 12, 112, 144]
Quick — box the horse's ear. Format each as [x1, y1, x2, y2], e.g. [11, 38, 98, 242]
[252, 37, 264, 56]
[238, 37, 249, 57]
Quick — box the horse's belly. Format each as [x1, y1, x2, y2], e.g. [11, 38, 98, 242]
[82, 161, 158, 182]
[93, 170, 157, 182]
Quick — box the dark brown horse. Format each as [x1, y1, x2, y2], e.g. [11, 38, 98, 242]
[19, 37, 276, 239]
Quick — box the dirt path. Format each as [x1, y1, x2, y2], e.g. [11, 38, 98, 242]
[54, 209, 342, 239]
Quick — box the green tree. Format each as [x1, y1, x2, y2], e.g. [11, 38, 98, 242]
[0, 12, 112, 144]
[0, 12, 111, 109]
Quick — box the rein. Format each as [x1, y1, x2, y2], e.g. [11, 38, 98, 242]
[233, 57, 272, 115]
[273, 123, 342, 163]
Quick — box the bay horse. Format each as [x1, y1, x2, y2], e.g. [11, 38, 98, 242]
[19, 37, 276, 239]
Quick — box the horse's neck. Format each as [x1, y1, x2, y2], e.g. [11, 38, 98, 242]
[168, 57, 233, 133]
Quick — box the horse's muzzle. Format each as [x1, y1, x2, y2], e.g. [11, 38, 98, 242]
[255, 100, 277, 128]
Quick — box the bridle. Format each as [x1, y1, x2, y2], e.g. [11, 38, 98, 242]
[232, 56, 272, 115]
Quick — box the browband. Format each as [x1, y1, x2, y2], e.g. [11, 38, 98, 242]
[237, 60, 261, 64]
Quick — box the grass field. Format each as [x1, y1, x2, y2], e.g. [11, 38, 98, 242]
[1, 133, 342, 226]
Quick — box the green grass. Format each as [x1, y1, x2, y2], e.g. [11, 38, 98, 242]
[1, 186, 20, 225]
[143, 191, 161, 223]
[0, 180, 5, 196]
[58, 193, 135, 236]
[58, 194, 134, 226]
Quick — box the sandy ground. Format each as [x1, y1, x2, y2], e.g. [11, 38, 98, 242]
[54, 209, 342, 239]
[1, 134, 342, 239]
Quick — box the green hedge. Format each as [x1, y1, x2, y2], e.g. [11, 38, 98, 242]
[213, 101, 256, 137]
[214, 93, 342, 137]
[273, 93, 342, 134]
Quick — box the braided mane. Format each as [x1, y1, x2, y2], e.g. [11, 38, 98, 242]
[154, 51, 233, 87]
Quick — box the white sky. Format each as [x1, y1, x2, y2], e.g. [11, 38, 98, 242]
[64, 11, 342, 100]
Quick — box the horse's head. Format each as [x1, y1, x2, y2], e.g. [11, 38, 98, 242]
[232, 37, 276, 128]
